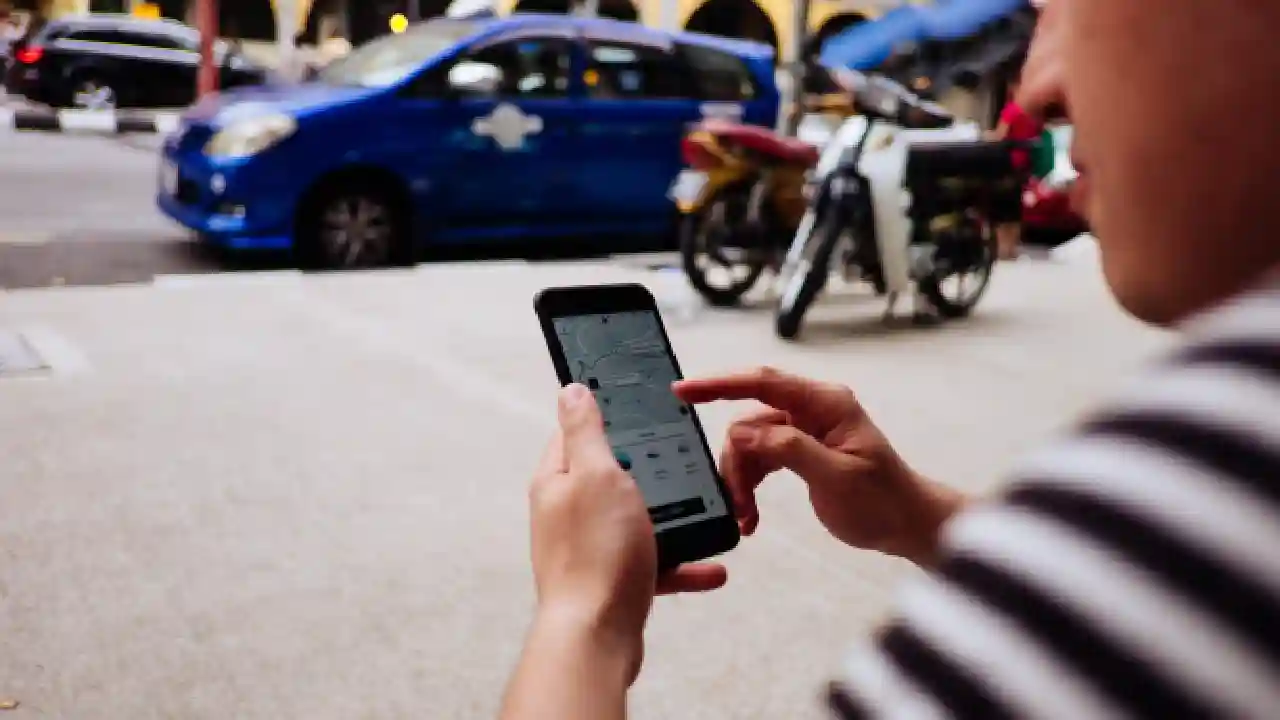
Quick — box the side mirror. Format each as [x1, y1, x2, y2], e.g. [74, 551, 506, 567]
[447, 60, 502, 96]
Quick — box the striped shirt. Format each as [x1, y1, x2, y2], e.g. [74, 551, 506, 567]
[830, 277, 1280, 719]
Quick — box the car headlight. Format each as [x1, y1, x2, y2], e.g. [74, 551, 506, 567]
[204, 114, 296, 159]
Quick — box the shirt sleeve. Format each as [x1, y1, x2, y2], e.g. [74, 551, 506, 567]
[826, 297, 1280, 719]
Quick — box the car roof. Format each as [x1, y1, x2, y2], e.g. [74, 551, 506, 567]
[49, 13, 193, 36]
[471, 13, 776, 62]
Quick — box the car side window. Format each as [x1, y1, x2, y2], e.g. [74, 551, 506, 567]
[136, 32, 187, 51]
[461, 37, 573, 98]
[679, 43, 757, 102]
[585, 40, 687, 100]
[66, 29, 123, 44]
[117, 30, 183, 50]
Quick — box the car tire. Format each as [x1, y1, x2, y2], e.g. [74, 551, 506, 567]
[774, 211, 839, 341]
[916, 225, 997, 319]
[679, 189, 768, 308]
[296, 180, 412, 270]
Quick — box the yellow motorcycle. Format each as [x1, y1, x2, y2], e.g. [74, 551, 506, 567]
[670, 96, 854, 306]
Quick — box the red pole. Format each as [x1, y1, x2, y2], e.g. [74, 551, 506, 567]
[197, 0, 219, 98]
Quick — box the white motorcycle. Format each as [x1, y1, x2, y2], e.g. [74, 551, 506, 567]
[774, 72, 1017, 340]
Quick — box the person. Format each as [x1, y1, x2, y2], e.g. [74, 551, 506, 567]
[0, 10, 10, 77]
[986, 59, 1046, 260]
[500, 0, 1280, 716]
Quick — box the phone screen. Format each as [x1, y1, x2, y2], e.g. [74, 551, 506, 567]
[551, 310, 730, 530]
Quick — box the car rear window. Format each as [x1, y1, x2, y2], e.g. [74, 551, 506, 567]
[31, 21, 73, 43]
[678, 43, 758, 102]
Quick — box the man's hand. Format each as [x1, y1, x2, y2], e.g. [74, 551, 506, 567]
[675, 368, 966, 568]
[506, 383, 730, 720]
[527, 383, 659, 680]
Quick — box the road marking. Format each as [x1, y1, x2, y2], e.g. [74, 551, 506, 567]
[152, 113, 181, 136]
[54, 110, 120, 133]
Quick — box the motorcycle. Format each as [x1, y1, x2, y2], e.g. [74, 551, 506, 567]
[669, 96, 854, 307]
[773, 71, 1017, 340]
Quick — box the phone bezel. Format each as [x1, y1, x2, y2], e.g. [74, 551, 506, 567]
[534, 283, 740, 569]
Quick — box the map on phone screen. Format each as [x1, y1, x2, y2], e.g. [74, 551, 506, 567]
[552, 310, 730, 529]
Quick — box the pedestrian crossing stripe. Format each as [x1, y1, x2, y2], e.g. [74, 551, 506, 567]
[0, 108, 181, 135]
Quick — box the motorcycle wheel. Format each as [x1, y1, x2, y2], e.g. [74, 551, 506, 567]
[917, 225, 997, 319]
[679, 189, 769, 308]
[775, 212, 841, 340]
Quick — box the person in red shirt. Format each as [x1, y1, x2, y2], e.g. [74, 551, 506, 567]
[988, 70, 1046, 259]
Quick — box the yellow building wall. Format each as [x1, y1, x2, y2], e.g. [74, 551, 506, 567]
[481, 0, 930, 61]
[47, 0, 930, 61]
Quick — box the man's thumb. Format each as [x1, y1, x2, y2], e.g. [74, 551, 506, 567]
[736, 424, 846, 483]
[557, 384, 615, 468]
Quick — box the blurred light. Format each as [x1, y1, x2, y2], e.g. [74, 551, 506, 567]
[389, 13, 408, 33]
[133, 2, 161, 19]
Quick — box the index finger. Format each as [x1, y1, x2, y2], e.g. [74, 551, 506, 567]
[673, 367, 816, 414]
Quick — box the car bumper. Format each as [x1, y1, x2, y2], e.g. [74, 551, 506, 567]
[155, 149, 295, 251]
[4, 63, 51, 102]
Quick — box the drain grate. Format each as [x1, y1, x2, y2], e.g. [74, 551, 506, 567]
[0, 330, 49, 376]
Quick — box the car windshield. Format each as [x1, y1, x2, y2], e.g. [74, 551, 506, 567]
[318, 20, 479, 88]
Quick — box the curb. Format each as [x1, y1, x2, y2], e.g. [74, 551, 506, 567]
[0, 108, 181, 134]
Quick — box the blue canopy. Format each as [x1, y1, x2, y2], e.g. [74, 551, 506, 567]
[918, 0, 1029, 40]
[817, 5, 927, 71]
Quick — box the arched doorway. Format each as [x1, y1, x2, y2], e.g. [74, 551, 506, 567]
[219, 0, 276, 41]
[510, 0, 637, 21]
[595, 0, 638, 22]
[684, 0, 778, 54]
[157, 0, 188, 22]
[510, 0, 571, 12]
[807, 12, 866, 60]
[347, 0, 404, 46]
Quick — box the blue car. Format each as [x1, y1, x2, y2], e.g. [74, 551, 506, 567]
[157, 15, 779, 268]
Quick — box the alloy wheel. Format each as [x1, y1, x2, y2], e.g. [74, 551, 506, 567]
[319, 195, 394, 268]
[72, 81, 116, 111]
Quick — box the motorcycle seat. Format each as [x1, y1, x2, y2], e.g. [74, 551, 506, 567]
[698, 120, 821, 167]
[904, 141, 1016, 184]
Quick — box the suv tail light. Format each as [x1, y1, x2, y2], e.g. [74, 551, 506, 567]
[15, 46, 44, 64]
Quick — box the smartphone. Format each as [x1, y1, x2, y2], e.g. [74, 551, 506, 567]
[534, 283, 740, 569]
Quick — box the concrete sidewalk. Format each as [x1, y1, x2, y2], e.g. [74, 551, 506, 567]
[0, 258, 1171, 718]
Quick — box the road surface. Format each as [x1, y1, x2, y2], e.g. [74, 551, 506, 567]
[0, 254, 1172, 719]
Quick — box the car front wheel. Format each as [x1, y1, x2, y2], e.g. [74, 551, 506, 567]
[296, 183, 410, 270]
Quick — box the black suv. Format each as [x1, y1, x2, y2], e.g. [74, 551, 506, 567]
[4, 14, 270, 109]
